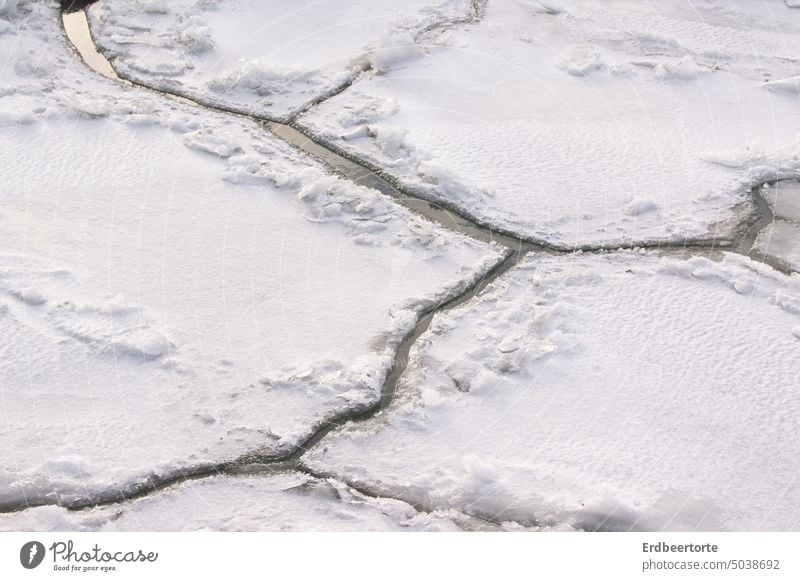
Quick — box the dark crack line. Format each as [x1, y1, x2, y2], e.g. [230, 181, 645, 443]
[284, 119, 746, 254]
[294, 464, 505, 532]
[414, 0, 487, 45]
[9, 247, 518, 516]
[62, 3, 761, 256]
[0, 0, 521, 520]
[2, 0, 779, 522]
[285, 64, 374, 123]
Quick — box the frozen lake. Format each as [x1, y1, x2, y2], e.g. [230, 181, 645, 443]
[1, 0, 799, 532]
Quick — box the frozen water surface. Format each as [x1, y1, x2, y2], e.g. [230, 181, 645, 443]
[299, 0, 800, 246]
[2, 0, 800, 531]
[0, 1, 500, 509]
[0, 473, 461, 532]
[86, 0, 476, 119]
[305, 252, 800, 531]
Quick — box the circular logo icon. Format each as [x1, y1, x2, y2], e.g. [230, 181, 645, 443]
[20, 541, 46, 569]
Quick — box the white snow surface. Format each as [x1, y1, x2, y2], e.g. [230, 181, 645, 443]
[86, 0, 473, 119]
[299, 0, 800, 246]
[0, 473, 460, 532]
[305, 251, 800, 531]
[0, 2, 500, 509]
[4, 0, 800, 534]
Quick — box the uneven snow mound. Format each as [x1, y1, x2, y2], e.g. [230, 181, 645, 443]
[306, 251, 800, 531]
[87, 0, 475, 118]
[0, 473, 460, 532]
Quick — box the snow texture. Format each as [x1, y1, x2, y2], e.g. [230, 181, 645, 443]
[86, 0, 474, 119]
[0, 1, 500, 509]
[0, 473, 460, 532]
[299, 0, 800, 246]
[306, 251, 800, 531]
[3, 0, 800, 534]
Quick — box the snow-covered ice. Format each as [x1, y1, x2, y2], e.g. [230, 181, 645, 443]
[3, 0, 800, 534]
[305, 251, 800, 531]
[0, 472, 460, 531]
[86, 0, 474, 119]
[0, 1, 501, 509]
[298, 0, 800, 246]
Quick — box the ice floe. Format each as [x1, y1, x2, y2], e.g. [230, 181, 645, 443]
[299, 0, 800, 246]
[305, 251, 800, 531]
[0, 1, 501, 509]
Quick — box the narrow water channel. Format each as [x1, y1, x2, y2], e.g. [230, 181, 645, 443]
[39, 3, 527, 516]
[46, 1, 789, 518]
[59, 4, 524, 252]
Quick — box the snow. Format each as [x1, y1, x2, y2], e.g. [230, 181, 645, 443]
[0, 473, 460, 531]
[754, 222, 800, 273]
[86, 0, 474, 119]
[0, 1, 500, 509]
[3, 0, 800, 534]
[305, 251, 800, 531]
[298, 0, 800, 247]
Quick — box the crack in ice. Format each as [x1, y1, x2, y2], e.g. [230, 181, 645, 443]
[26, 0, 789, 528]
